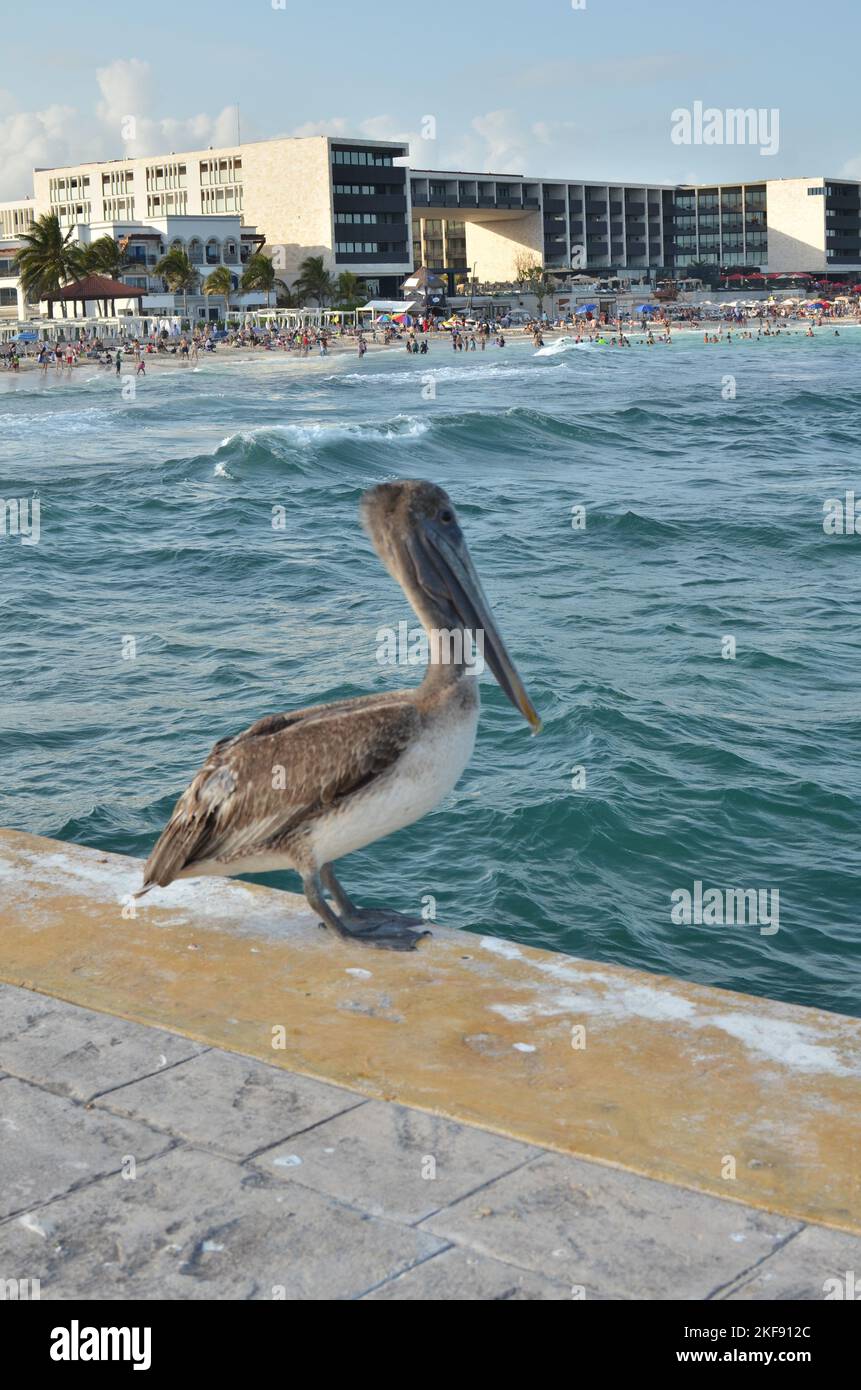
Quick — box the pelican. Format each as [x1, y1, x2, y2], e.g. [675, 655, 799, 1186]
[141, 480, 541, 950]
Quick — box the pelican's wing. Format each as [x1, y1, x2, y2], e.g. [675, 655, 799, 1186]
[142, 696, 419, 889]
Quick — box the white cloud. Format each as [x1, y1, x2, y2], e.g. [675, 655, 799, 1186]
[0, 72, 583, 204]
[441, 110, 581, 176]
[0, 61, 243, 200]
[287, 113, 423, 156]
[0, 98, 94, 201]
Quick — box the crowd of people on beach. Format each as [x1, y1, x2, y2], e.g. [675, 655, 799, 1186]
[0, 295, 857, 372]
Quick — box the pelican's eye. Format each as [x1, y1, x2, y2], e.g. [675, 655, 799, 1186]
[439, 508, 454, 525]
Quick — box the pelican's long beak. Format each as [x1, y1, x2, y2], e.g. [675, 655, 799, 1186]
[408, 521, 542, 733]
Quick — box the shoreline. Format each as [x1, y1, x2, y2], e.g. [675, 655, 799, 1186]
[2, 319, 858, 379]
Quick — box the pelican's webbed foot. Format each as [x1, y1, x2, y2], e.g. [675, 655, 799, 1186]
[336, 905, 430, 952]
[304, 867, 431, 952]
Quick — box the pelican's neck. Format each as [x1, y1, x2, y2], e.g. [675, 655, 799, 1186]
[418, 615, 476, 694]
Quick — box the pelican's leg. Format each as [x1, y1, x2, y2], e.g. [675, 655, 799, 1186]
[302, 866, 430, 952]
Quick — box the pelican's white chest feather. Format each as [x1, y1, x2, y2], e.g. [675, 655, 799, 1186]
[309, 682, 480, 865]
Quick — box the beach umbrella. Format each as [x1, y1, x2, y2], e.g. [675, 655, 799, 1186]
[575, 303, 597, 313]
[393, 313, 413, 325]
[375, 314, 392, 323]
[634, 304, 658, 313]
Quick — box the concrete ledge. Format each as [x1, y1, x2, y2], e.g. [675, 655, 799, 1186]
[1, 828, 859, 1234]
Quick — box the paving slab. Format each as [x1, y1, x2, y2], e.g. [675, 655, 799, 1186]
[0, 1078, 170, 1221]
[0, 981, 205, 1102]
[364, 1245, 575, 1300]
[717, 1224, 861, 1301]
[94, 1049, 366, 1159]
[1, 829, 858, 1232]
[421, 1152, 804, 1300]
[252, 1098, 540, 1222]
[0, 1146, 446, 1300]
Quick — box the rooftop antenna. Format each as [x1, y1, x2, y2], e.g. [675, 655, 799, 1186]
[236, 105, 241, 146]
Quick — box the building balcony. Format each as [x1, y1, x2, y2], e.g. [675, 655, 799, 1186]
[334, 250, 410, 265]
[335, 221, 408, 241]
[332, 163, 405, 186]
[543, 198, 565, 213]
[625, 201, 645, 215]
[336, 194, 407, 214]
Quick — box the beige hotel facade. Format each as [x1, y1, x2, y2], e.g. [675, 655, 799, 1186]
[2, 131, 860, 318]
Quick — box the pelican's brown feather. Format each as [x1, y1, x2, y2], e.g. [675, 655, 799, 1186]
[142, 695, 420, 889]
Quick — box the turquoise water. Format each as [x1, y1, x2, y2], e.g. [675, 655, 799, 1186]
[1, 330, 859, 1017]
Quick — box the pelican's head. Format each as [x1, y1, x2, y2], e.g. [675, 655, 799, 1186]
[361, 480, 541, 732]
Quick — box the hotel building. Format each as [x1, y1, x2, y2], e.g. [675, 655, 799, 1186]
[31, 136, 411, 293]
[2, 132, 861, 320]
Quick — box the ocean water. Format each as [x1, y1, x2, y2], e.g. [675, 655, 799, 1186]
[1, 330, 859, 1018]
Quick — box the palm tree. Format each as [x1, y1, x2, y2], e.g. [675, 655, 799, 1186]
[239, 253, 289, 308]
[82, 235, 133, 279]
[334, 271, 366, 308]
[527, 267, 555, 315]
[14, 212, 86, 315]
[687, 259, 720, 289]
[203, 265, 234, 324]
[294, 254, 334, 306]
[154, 247, 200, 317]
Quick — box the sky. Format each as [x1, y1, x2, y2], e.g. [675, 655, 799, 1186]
[1, 0, 859, 202]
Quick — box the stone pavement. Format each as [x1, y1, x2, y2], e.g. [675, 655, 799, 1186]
[1, 982, 859, 1301]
